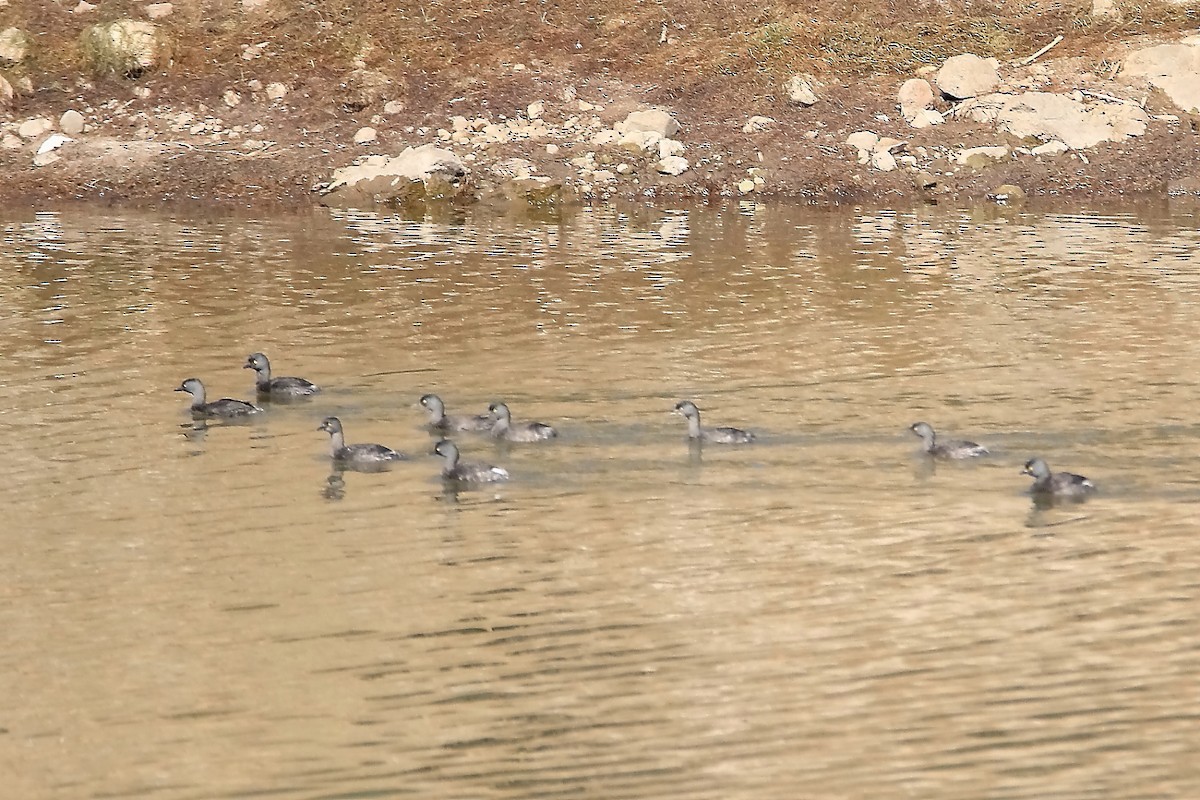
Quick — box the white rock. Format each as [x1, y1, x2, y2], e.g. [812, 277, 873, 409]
[953, 145, 1010, 166]
[908, 108, 945, 129]
[265, 82, 288, 101]
[144, 3, 173, 19]
[562, 86, 577, 102]
[18, 117, 53, 139]
[1122, 43, 1200, 114]
[742, 115, 776, 133]
[59, 110, 85, 135]
[935, 53, 1000, 100]
[871, 150, 897, 171]
[33, 151, 61, 168]
[79, 19, 163, 75]
[588, 129, 617, 147]
[72, 1, 97, 13]
[1, 133, 22, 149]
[223, 90, 242, 108]
[618, 130, 660, 151]
[656, 155, 689, 175]
[737, 178, 756, 193]
[1092, 0, 1118, 17]
[592, 169, 616, 183]
[321, 144, 469, 206]
[133, 86, 151, 99]
[241, 0, 270, 11]
[898, 78, 935, 120]
[354, 126, 377, 144]
[658, 138, 684, 158]
[783, 74, 819, 106]
[545, 143, 559, 155]
[0, 74, 12, 110]
[616, 163, 632, 174]
[845, 131, 879, 152]
[615, 109, 680, 138]
[958, 91, 1149, 149]
[36, 133, 73, 155]
[0, 26, 28, 64]
[527, 100, 544, 119]
[1031, 139, 1070, 156]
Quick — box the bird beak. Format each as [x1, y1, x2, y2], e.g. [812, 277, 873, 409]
[243, 362, 253, 369]
[174, 387, 186, 393]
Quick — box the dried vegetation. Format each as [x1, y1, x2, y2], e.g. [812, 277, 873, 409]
[2, 0, 1196, 94]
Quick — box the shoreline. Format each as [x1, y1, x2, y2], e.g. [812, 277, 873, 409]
[2, 22, 1198, 212]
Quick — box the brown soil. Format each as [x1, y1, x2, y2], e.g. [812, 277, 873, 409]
[2, 0, 1199, 209]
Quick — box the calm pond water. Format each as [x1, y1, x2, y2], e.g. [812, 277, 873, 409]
[3, 201, 1200, 799]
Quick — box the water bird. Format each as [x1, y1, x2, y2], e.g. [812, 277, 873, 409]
[175, 378, 262, 419]
[1022, 457, 1096, 498]
[433, 439, 510, 483]
[673, 400, 756, 443]
[318, 417, 405, 466]
[487, 402, 558, 442]
[908, 422, 989, 459]
[419, 393, 492, 432]
[244, 352, 320, 399]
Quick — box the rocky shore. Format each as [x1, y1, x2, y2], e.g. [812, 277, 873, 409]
[1, 11, 1199, 209]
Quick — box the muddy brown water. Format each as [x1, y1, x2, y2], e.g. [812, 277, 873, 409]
[3, 202, 1200, 798]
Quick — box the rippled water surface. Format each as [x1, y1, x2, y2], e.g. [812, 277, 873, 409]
[4, 202, 1200, 799]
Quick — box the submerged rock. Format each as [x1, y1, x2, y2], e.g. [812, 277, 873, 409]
[501, 176, 563, 203]
[319, 144, 470, 207]
[989, 183, 1027, 203]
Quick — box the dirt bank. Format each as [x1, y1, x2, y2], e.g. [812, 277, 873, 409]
[1, 1, 1198, 209]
